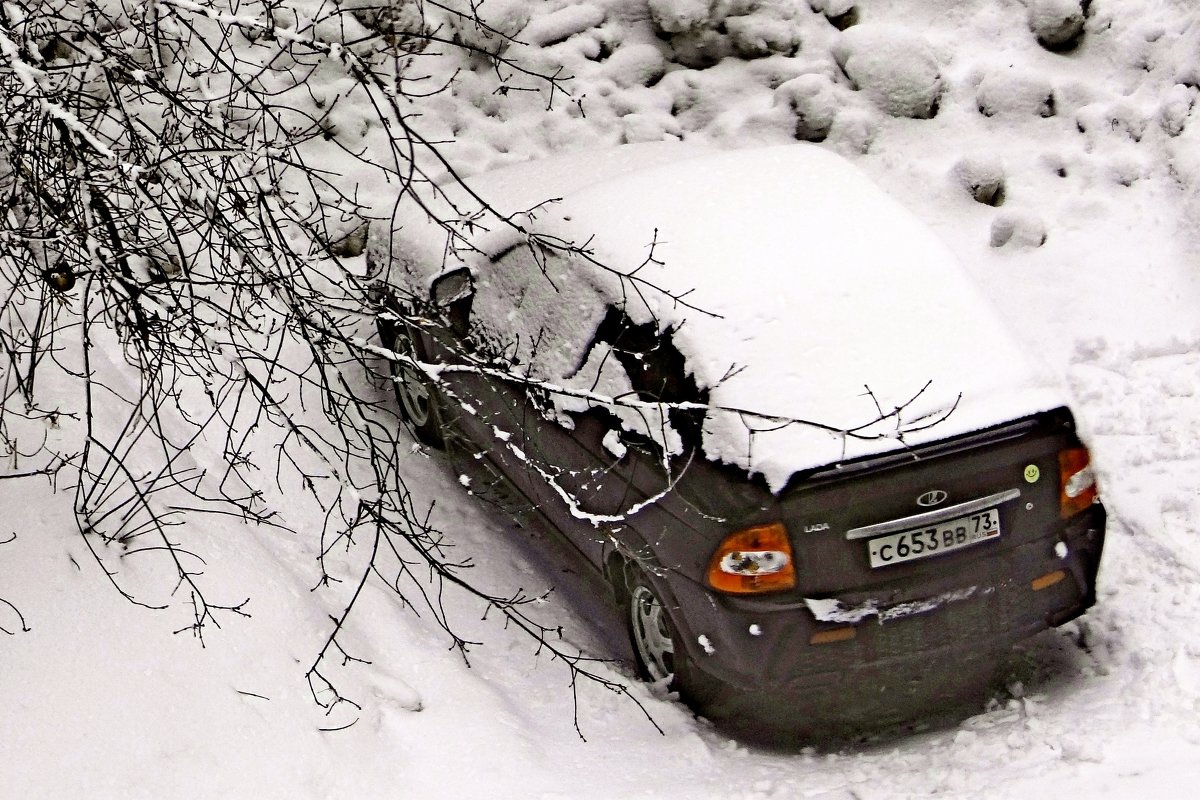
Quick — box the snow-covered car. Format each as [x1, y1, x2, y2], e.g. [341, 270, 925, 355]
[369, 144, 1106, 733]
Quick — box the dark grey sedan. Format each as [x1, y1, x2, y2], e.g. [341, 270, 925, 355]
[369, 144, 1106, 734]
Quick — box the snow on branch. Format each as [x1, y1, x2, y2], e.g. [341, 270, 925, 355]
[0, 0, 655, 737]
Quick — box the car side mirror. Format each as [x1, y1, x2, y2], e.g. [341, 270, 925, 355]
[430, 267, 475, 337]
[431, 267, 473, 306]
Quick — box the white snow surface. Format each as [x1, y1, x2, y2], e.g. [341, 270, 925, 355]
[6, 0, 1200, 797]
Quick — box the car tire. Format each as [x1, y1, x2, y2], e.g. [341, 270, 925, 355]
[618, 560, 727, 708]
[386, 320, 446, 449]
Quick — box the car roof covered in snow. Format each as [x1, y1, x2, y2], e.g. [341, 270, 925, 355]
[380, 144, 1066, 491]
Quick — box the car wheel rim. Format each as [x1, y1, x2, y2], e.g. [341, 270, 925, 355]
[396, 364, 432, 427]
[630, 583, 675, 682]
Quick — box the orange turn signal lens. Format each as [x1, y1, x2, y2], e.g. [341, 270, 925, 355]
[809, 627, 857, 645]
[1032, 570, 1066, 592]
[1059, 446, 1098, 519]
[706, 522, 796, 595]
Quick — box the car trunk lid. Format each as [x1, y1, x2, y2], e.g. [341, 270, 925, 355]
[771, 410, 1076, 600]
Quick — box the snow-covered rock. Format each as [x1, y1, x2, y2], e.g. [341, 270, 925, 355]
[725, 4, 803, 59]
[1076, 100, 1151, 142]
[825, 105, 878, 153]
[834, 24, 942, 119]
[650, 0, 806, 66]
[1027, 0, 1087, 52]
[647, 0, 713, 35]
[1158, 83, 1197, 137]
[520, 4, 606, 47]
[621, 112, 682, 143]
[990, 210, 1047, 248]
[599, 43, 668, 88]
[951, 155, 1007, 206]
[773, 73, 841, 141]
[809, 0, 857, 29]
[665, 28, 732, 69]
[976, 68, 1056, 118]
[445, 0, 531, 53]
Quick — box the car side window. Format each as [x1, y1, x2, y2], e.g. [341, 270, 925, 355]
[468, 246, 706, 455]
[592, 308, 700, 405]
[575, 307, 707, 451]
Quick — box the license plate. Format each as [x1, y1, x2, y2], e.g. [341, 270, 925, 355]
[868, 508, 1001, 568]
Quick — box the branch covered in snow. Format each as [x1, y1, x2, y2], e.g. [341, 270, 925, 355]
[0, 0, 659, 737]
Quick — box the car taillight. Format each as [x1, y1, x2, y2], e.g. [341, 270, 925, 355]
[1059, 446, 1098, 519]
[706, 522, 796, 594]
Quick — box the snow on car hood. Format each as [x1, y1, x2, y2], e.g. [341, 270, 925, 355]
[377, 144, 1066, 492]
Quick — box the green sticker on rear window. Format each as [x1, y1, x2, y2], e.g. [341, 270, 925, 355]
[1024, 464, 1040, 483]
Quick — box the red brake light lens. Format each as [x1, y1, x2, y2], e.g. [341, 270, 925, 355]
[1059, 446, 1098, 519]
[707, 522, 796, 595]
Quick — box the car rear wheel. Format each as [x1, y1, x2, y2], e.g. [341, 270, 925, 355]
[387, 321, 445, 448]
[618, 561, 728, 709]
[629, 579, 677, 682]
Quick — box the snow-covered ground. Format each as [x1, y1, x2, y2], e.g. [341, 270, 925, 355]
[4, 0, 1200, 797]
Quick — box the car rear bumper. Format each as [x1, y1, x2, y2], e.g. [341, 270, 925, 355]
[662, 503, 1105, 729]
